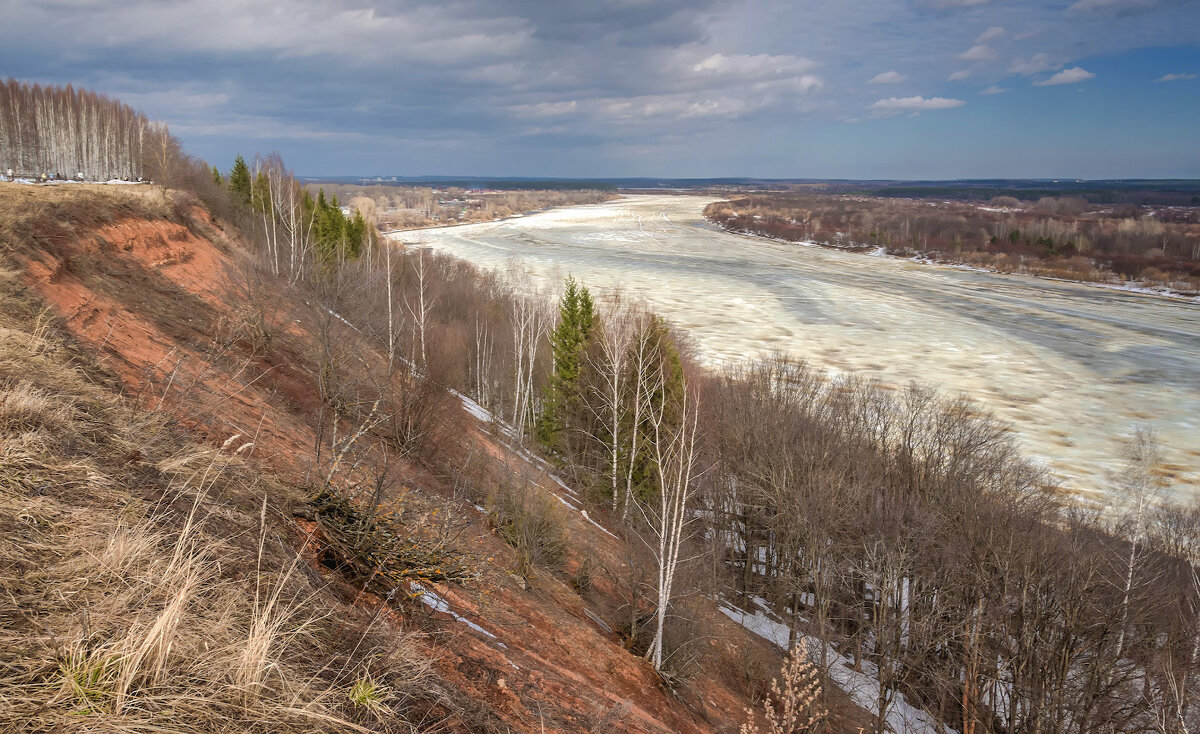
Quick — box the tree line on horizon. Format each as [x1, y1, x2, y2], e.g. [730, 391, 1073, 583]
[707, 193, 1200, 291]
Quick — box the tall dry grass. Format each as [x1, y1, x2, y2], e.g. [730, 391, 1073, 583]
[0, 262, 437, 732]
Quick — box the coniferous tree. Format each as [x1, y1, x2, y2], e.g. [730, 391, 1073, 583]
[537, 275, 596, 450]
[228, 154, 252, 206]
[624, 316, 684, 505]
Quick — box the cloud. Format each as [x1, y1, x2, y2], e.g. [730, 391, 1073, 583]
[1034, 66, 1097, 85]
[509, 100, 578, 118]
[979, 85, 1009, 94]
[1, 0, 1196, 176]
[691, 53, 817, 79]
[977, 26, 1006, 42]
[959, 44, 996, 61]
[1068, 0, 1160, 12]
[869, 96, 965, 115]
[1010, 53, 1059, 76]
[1155, 72, 1197, 82]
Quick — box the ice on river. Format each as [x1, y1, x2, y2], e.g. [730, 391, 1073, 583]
[394, 195, 1200, 502]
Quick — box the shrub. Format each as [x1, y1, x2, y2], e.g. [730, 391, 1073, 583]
[487, 476, 566, 578]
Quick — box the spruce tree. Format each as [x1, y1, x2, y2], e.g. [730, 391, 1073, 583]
[538, 275, 596, 449]
[228, 154, 251, 206]
[625, 316, 684, 504]
[251, 170, 271, 213]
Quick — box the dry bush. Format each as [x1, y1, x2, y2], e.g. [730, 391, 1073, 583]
[487, 468, 567, 578]
[740, 645, 827, 734]
[309, 483, 477, 590]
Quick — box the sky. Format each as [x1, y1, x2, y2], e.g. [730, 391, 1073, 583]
[3, 0, 1199, 179]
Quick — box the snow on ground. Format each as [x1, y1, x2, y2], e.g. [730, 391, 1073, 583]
[411, 581, 496, 639]
[449, 389, 494, 423]
[718, 598, 954, 734]
[450, 390, 620, 539]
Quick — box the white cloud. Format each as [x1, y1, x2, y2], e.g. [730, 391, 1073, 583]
[869, 96, 965, 115]
[1069, 0, 1159, 11]
[1010, 52, 1059, 76]
[923, 0, 991, 6]
[977, 26, 1005, 42]
[509, 100, 578, 118]
[691, 52, 816, 78]
[979, 85, 1009, 94]
[869, 71, 907, 84]
[959, 44, 996, 61]
[948, 70, 972, 81]
[1155, 72, 1198, 82]
[1034, 66, 1096, 85]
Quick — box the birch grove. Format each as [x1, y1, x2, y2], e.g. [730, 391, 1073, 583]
[1, 78, 151, 180]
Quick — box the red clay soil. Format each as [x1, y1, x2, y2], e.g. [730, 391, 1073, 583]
[4, 186, 851, 733]
[15, 198, 322, 477]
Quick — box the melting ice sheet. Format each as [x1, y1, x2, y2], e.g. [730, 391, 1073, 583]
[398, 195, 1200, 501]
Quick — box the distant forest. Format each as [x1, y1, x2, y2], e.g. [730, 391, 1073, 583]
[707, 193, 1200, 292]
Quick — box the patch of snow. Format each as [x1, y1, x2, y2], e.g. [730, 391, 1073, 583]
[550, 492, 580, 512]
[718, 601, 954, 734]
[450, 388, 495, 423]
[581, 509, 619, 539]
[412, 582, 496, 639]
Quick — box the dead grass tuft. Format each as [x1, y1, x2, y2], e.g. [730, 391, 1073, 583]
[0, 247, 439, 733]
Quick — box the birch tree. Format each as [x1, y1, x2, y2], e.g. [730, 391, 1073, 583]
[641, 375, 701, 672]
[587, 297, 640, 512]
[508, 291, 548, 445]
[405, 248, 434, 369]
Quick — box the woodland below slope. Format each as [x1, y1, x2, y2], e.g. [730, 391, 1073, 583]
[315, 182, 618, 231]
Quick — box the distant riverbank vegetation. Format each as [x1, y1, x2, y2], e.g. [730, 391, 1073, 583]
[706, 193, 1200, 294]
[313, 182, 617, 231]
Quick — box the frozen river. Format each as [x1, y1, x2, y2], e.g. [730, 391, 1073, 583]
[396, 195, 1200, 502]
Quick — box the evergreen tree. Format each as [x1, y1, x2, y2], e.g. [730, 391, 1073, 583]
[251, 169, 271, 213]
[537, 275, 596, 449]
[210, 164, 222, 187]
[624, 316, 684, 504]
[301, 188, 370, 263]
[228, 154, 252, 206]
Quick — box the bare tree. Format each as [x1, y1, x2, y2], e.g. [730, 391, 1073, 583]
[587, 295, 640, 512]
[640, 378, 701, 672]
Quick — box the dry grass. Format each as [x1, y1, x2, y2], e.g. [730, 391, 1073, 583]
[0, 263, 438, 732]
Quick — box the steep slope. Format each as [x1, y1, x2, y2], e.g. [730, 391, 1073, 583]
[0, 182, 824, 733]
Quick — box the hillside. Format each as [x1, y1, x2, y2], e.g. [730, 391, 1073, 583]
[0, 181, 827, 733]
